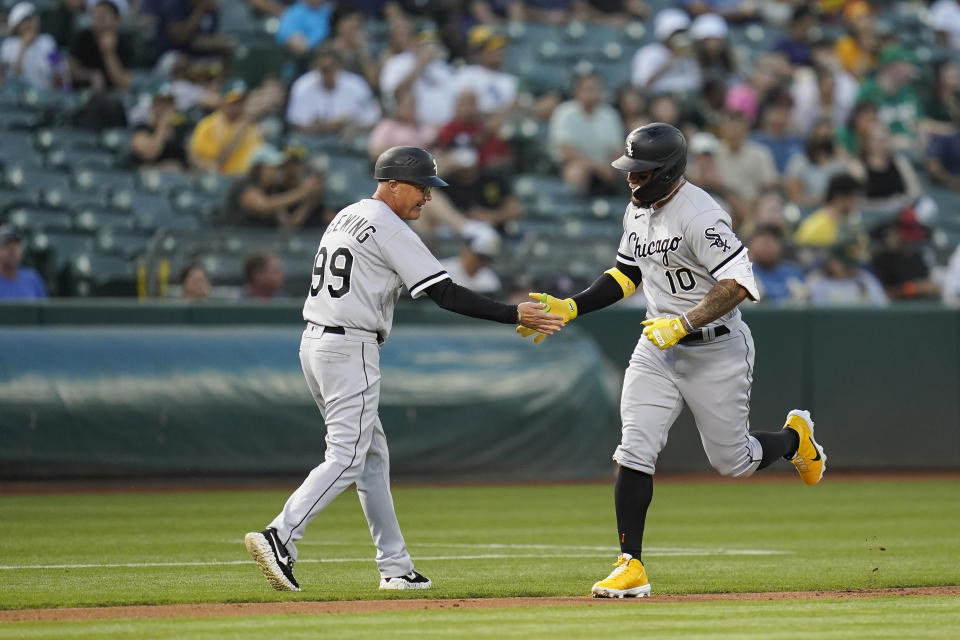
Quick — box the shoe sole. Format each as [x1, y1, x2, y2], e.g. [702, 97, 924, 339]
[591, 585, 651, 598]
[379, 579, 433, 590]
[787, 409, 826, 485]
[244, 532, 300, 592]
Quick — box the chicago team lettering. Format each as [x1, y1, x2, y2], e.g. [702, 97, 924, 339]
[628, 232, 683, 266]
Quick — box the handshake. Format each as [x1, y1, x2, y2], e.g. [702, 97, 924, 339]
[516, 292, 691, 349]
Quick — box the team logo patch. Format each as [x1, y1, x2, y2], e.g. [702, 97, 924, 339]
[705, 227, 730, 252]
[626, 139, 634, 157]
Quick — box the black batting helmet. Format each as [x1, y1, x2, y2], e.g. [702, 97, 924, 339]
[373, 146, 448, 187]
[611, 123, 687, 207]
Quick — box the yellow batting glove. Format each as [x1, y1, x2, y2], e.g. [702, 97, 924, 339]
[516, 325, 548, 343]
[642, 316, 688, 350]
[529, 292, 577, 323]
[515, 292, 577, 344]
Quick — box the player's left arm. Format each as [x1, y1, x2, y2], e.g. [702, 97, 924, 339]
[643, 211, 759, 349]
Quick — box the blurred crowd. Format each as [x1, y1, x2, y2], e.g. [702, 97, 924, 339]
[1, 0, 960, 306]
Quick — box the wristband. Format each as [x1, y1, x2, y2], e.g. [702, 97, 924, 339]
[681, 312, 695, 333]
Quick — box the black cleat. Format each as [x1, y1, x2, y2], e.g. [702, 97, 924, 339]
[244, 528, 300, 591]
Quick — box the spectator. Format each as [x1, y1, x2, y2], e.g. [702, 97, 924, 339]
[166, 53, 221, 113]
[179, 261, 210, 300]
[275, 0, 332, 58]
[691, 12, 734, 83]
[834, 0, 879, 80]
[614, 83, 647, 132]
[794, 172, 863, 248]
[48, 0, 85, 49]
[286, 45, 381, 137]
[435, 89, 512, 171]
[512, 0, 573, 25]
[751, 89, 803, 174]
[131, 84, 190, 171]
[805, 238, 888, 307]
[648, 94, 682, 129]
[548, 72, 624, 197]
[241, 250, 285, 300]
[714, 108, 778, 215]
[0, 2, 68, 90]
[847, 123, 922, 215]
[791, 63, 857, 136]
[869, 207, 939, 302]
[921, 59, 960, 135]
[379, 27, 457, 127]
[454, 26, 518, 123]
[685, 131, 747, 226]
[925, 125, 960, 190]
[141, 0, 234, 59]
[783, 119, 847, 208]
[723, 53, 789, 125]
[278, 142, 329, 226]
[249, 0, 292, 18]
[943, 244, 960, 304]
[438, 226, 502, 295]
[328, 4, 377, 89]
[771, 4, 818, 67]
[749, 224, 805, 303]
[579, 0, 650, 26]
[222, 144, 323, 228]
[368, 88, 438, 162]
[837, 100, 877, 156]
[0, 224, 46, 300]
[188, 79, 265, 175]
[631, 8, 701, 96]
[68, 0, 132, 90]
[929, 0, 960, 51]
[681, 0, 757, 22]
[854, 46, 920, 151]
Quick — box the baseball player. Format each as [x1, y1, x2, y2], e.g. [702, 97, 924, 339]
[245, 146, 564, 592]
[517, 123, 826, 598]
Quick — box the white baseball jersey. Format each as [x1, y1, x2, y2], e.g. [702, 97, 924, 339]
[302, 199, 450, 340]
[615, 181, 760, 324]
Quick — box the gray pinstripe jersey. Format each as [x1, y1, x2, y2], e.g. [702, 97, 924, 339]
[302, 199, 450, 340]
[616, 181, 760, 325]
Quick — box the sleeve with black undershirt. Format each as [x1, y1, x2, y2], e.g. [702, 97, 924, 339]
[424, 279, 517, 324]
[572, 261, 643, 316]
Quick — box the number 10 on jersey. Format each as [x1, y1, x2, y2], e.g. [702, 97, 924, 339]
[310, 247, 354, 298]
[665, 268, 696, 294]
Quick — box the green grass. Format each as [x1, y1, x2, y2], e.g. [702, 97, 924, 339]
[3, 598, 960, 640]
[0, 478, 957, 611]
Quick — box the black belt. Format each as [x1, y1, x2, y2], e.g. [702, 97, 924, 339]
[322, 325, 384, 345]
[678, 325, 730, 344]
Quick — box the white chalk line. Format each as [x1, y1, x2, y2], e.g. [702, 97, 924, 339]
[0, 544, 786, 571]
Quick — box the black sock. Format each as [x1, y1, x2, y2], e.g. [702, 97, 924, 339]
[752, 428, 800, 470]
[615, 466, 653, 561]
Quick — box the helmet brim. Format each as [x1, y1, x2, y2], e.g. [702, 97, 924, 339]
[611, 155, 663, 172]
[418, 175, 449, 187]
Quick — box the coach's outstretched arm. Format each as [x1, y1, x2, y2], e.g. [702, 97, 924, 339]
[516, 261, 643, 343]
[425, 279, 565, 335]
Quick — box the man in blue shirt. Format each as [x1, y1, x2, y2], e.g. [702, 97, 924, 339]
[0, 225, 46, 300]
[748, 224, 805, 303]
[276, 0, 332, 57]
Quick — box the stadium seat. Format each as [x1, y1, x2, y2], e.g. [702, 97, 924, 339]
[0, 187, 36, 212]
[29, 230, 96, 283]
[4, 166, 72, 202]
[0, 105, 43, 131]
[198, 253, 245, 286]
[139, 170, 195, 195]
[73, 168, 138, 195]
[194, 172, 234, 198]
[73, 207, 138, 232]
[35, 127, 101, 152]
[47, 148, 116, 171]
[233, 37, 289, 87]
[96, 228, 158, 258]
[67, 252, 138, 296]
[171, 189, 221, 220]
[111, 189, 173, 218]
[3, 205, 72, 232]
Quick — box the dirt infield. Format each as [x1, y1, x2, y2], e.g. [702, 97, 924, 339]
[2, 587, 957, 622]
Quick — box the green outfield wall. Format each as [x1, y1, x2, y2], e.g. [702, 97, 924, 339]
[0, 301, 957, 479]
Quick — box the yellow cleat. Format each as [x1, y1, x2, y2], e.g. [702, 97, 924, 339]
[591, 553, 651, 598]
[783, 409, 826, 485]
